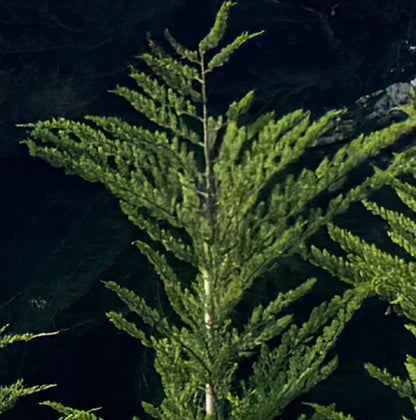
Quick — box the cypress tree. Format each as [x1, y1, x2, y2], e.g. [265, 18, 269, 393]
[19, 2, 416, 419]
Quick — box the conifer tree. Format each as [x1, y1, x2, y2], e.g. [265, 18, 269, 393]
[19, 2, 416, 419]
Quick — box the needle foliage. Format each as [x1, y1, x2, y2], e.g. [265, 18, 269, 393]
[19, 2, 416, 419]
[308, 171, 416, 420]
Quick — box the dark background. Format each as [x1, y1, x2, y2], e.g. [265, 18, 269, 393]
[2, 0, 416, 418]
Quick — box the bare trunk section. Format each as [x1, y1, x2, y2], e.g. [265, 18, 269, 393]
[205, 383, 215, 417]
[201, 54, 216, 419]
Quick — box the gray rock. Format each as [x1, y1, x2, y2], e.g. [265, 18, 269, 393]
[315, 82, 415, 147]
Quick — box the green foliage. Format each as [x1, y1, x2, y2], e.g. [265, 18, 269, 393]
[363, 324, 416, 420]
[199, 1, 236, 53]
[207, 31, 265, 72]
[306, 110, 416, 420]
[19, 1, 416, 419]
[41, 401, 104, 420]
[309, 176, 416, 322]
[306, 323, 416, 420]
[105, 280, 368, 420]
[0, 323, 57, 348]
[226, 288, 368, 420]
[0, 379, 55, 416]
[304, 402, 355, 420]
[0, 324, 57, 415]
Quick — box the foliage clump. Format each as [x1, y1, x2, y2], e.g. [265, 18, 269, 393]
[19, 1, 416, 419]
[307, 118, 416, 420]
